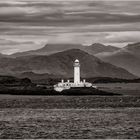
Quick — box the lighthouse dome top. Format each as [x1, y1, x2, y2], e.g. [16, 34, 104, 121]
[75, 59, 79, 63]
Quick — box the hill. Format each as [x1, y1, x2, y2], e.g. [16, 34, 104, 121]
[18, 72, 62, 84]
[84, 43, 119, 55]
[97, 42, 140, 77]
[11, 44, 83, 57]
[124, 42, 140, 57]
[0, 49, 136, 80]
[0, 75, 31, 85]
[11, 43, 119, 57]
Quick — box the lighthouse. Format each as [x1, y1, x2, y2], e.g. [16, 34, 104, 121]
[74, 59, 80, 84]
[54, 59, 94, 92]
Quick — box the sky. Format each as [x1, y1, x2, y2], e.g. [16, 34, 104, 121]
[0, 0, 140, 54]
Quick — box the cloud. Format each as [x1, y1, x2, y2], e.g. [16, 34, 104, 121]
[0, 1, 140, 25]
[0, 38, 46, 54]
[0, 0, 140, 54]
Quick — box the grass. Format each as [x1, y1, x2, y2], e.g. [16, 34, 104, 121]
[0, 108, 140, 139]
[95, 83, 140, 95]
[0, 95, 140, 108]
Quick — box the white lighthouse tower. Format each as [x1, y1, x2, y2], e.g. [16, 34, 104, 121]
[74, 59, 80, 84]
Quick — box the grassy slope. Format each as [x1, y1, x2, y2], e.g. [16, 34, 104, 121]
[95, 83, 140, 95]
[0, 108, 140, 139]
[0, 95, 139, 108]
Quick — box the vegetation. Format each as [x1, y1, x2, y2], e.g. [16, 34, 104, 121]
[0, 95, 139, 109]
[0, 95, 140, 139]
[0, 108, 139, 139]
[0, 75, 32, 86]
[88, 77, 140, 83]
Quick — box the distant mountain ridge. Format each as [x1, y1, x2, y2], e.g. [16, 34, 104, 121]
[0, 49, 136, 80]
[84, 43, 119, 55]
[97, 42, 140, 77]
[11, 43, 119, 57]
[0, 42, 139, 80]
[124, 42, 140, 57]
[11, 44, 83, 57]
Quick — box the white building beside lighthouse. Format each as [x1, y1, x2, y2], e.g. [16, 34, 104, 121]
[54, 59, 94, 92]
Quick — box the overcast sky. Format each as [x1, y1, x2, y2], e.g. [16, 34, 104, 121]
[0, 0, 140, 54]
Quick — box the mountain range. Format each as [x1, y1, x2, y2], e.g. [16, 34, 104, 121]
[11, 43, 119, 57]
[97, 42, 140, 77]
[0, 42, 139, 81]
[0, 48, 137, 81]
